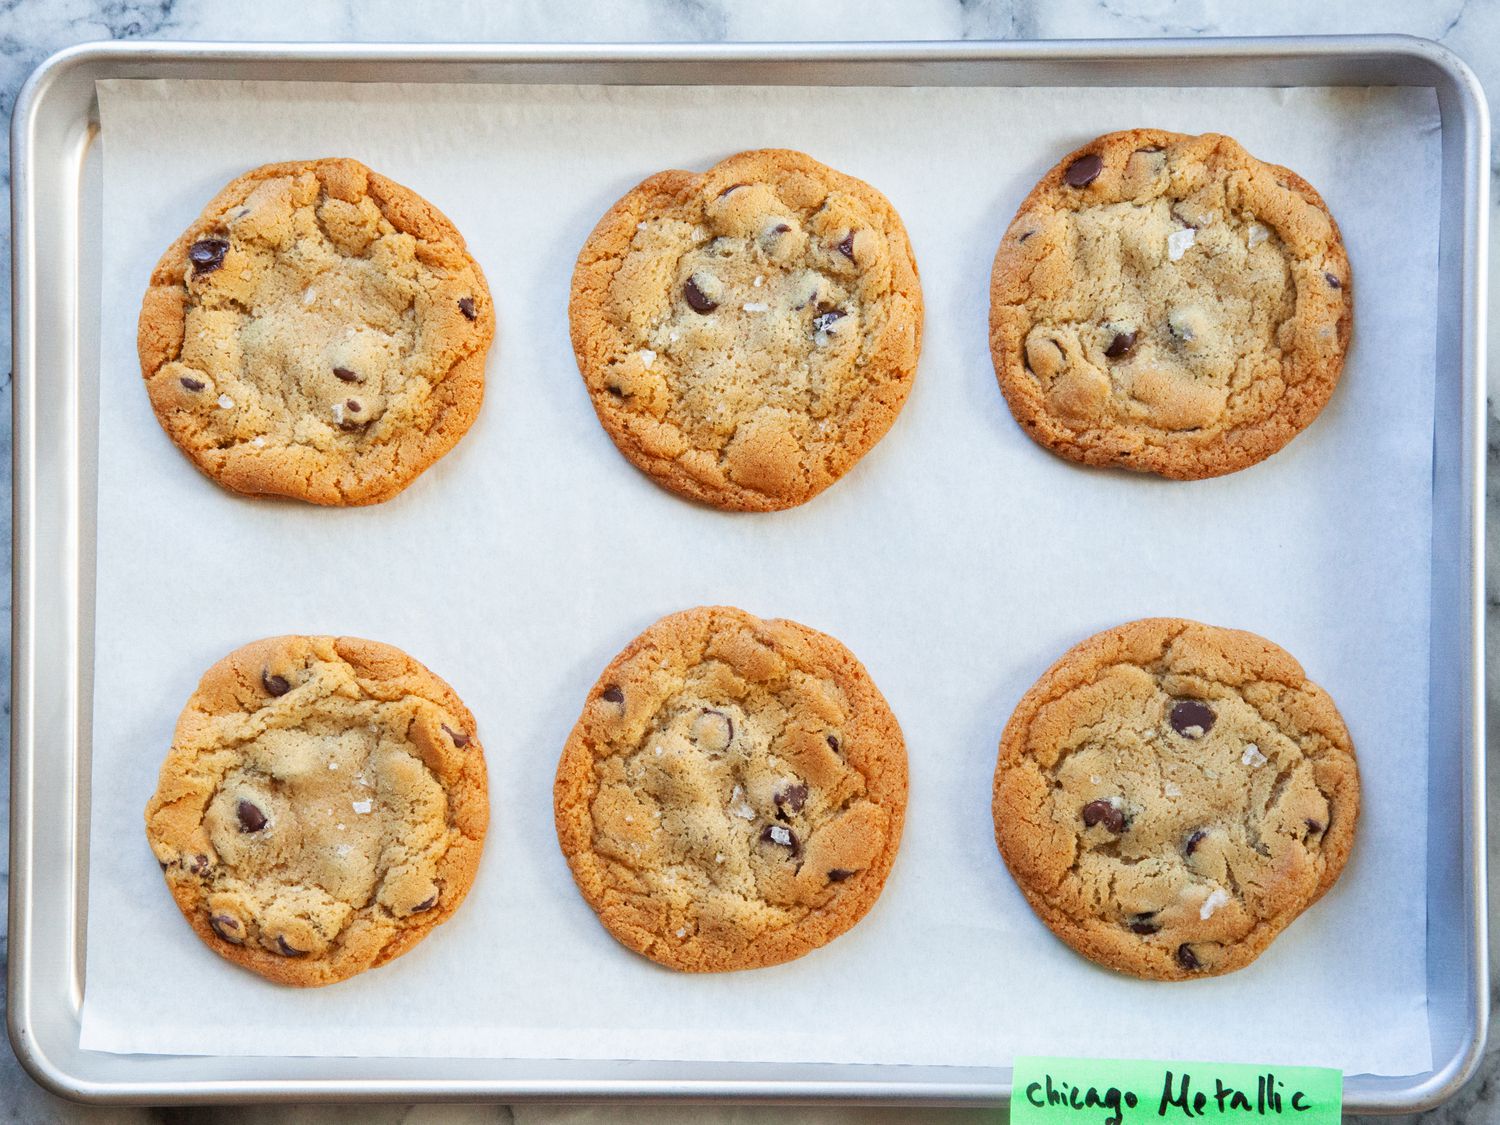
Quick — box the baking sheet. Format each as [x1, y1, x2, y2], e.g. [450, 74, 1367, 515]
[80, 78, 1439, 1075]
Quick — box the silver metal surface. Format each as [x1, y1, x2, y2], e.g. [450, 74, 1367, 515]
[9, 36, 1489, 1109]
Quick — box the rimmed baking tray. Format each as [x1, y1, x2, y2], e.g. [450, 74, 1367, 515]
[9, 37, 1489, 1109]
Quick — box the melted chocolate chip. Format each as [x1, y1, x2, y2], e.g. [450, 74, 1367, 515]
[274, 935, 308, 957]
[442, 724, 470, 748]
[411, 894, 438, 913]
[1128, 913, 1161, 935]
[717, 182, 749, 198]
[1104, 330, 1137, 359]
[601, 685, 624, 704]
[333, 366, 361, 383]
[1018, 230, 1035, 243]
[1169, 699, 1216, 738]
[812, 308, 846, 333]
[827, 735, 840, 752]
[210, 914, 244, 944]
[262, 669, 291, 696]
[179, 376, 206, 392]
[188, 238, 229, 276]
[836, 232, 857, 260]
[774, 783, 808, 818]
[827, 868, 855, 882]
[605, 384, 624, 398]
[1184, 829, 1207, 856]
[683, 276, 718, 313]
[1324, 273, 1342, 289]
[759, 823, 801, 856]
[1063, 153, 1104, 187]
[1081, 799, 1126, 833]
[458, 297, 478, 320]
[1176, 943, 1201, 971]
[158, 859, 169, 871]
[1305, 818, 1325, 833]
[236, 798, 268, 833]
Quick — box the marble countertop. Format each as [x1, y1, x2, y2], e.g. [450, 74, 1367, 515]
[2, 1, 1496, 1122]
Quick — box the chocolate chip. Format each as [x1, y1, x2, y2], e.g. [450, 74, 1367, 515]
[263, 669, 291, 696]
[1081, 799, 1126, 833]
[274, 935, 307, 957]
[772, 222, 790, 235]
[210, 914, 244, 944]
[345, 399, 361, 413]
[827, 868, 855, 882]
[601, 685, 624, 704]
[836, 232, 857, 260]
[188, 238, 229, 276]
[1169, 699, 1216, 738]
[692, 709, 734, 753]
[1063, 153, 1103, 187]
[158, 859, 169, 871]
[605, 384, 624, 398]
[1324, 273, 1342, 289]
[812, 308, 846, 333]
[187, 853, 211, 875]
[759, 823, 800, 856]
[1184, 829, 1207, 855]
[683, 275, 718, 313]
[458, 297, 478, 320]
[411, 894, 438, 913]
[1305, 818, 1325, 833]
[1128, 913, 1160, 935]
[1018, 230, 1035, 243]
[1104, 330, 1137, 359]
[827, 735, 840, 752]
[179, 376, 206, 392]
[1176, 943, 1201, 971]
[717, 182, 749, 198]
[774, 783, 808, 818]
[236, 798, 268, 833]
[442, 724, 470, 748]
[333, 366, 361, 383]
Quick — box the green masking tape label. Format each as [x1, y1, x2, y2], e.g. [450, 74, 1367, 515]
[1012, 1056, 1342, 1125]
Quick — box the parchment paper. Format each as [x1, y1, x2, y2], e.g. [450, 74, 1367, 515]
[81, 78, 1440, 1075]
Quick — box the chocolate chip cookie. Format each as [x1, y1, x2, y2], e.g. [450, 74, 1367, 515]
[993, 618, 1359, 980]
[145, 636, 488, 986]
[569, 149, 923, 511]
[990, 130, 1352, 479]
[138, 158, 494, 505]
[554, 606, 907, 971]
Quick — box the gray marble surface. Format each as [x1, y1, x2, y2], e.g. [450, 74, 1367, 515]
[1, 0, 1497, 1121]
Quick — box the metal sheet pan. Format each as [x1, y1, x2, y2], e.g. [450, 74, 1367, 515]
[8, 37, 1488, 1109]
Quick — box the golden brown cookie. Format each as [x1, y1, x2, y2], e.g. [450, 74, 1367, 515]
[554, 606, 907, 971]
[993, 618, 1359, 980]
[145, 636, 489, 987]
[569, 149, 923, 511]
[990, 130, 1352, 479]
[138, 158, 494, 505]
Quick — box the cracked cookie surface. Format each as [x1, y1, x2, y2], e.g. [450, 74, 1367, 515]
[569, 149, 923, 511]
[554, 606, 907, 971]
[990, 130, 1352, 479]
[992, 618, 1358, 980]
[138, 158, 494, 505]
[145, 635, 488, 987]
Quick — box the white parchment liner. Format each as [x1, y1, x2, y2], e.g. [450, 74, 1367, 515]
[81, 79, 1439, 1074]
